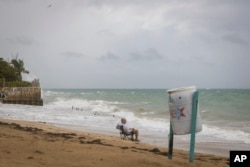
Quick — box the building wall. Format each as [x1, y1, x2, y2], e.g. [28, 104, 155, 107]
[1, 87, 43, 106]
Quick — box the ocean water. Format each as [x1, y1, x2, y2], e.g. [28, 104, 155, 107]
[0, 88, 250, 151]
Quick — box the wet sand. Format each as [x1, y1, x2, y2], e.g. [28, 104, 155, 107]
[0, 119, 229, 167]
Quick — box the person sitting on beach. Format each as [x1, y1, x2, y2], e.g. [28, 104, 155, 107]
[116, 118, 139, 141]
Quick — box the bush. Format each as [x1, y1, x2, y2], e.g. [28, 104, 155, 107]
[5, 81, 32, 87]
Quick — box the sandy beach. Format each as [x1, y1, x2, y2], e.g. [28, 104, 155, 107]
[0, 119, 229, 167]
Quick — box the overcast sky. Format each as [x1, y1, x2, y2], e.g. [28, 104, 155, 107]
[1, 0, 250, 89]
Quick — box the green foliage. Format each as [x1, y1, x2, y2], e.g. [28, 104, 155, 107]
[11, 57, 29, 80]
[0, 57, 31, 87]
[5, 81, 32, 87]
[0, 57, 18, 81]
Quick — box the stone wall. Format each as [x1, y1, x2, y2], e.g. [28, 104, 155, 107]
[0, 87, 43, 106]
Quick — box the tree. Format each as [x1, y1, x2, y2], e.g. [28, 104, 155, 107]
[0, 57, 17, 82]
[1, 56, 32, 87]
[10, 55, 29, 81]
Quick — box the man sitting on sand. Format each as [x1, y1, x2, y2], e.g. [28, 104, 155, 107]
[116, 118, 139, 141]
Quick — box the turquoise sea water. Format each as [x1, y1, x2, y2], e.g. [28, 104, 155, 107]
[1, 88, 250, 152]
[44, 88, 250, 129]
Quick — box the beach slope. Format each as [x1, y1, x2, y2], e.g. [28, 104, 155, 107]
[0, 119, 229, 167]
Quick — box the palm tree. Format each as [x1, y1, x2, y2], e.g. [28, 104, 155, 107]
[11, 55, 29, 81]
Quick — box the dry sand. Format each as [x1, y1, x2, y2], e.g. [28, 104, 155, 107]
[0, 119, 229, 167]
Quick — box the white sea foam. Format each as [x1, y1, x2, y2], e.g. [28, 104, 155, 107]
[201, 124, 250, 144]
[1, 89, 250, 148]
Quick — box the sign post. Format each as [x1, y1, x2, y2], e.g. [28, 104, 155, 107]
[189, 91, 199, 162]
[168, 121, 174, 160]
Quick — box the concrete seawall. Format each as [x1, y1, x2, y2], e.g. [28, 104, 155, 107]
[0, 87, 43, 106]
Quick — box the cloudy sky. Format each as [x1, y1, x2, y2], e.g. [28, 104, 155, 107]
[1, 0, 250, 89]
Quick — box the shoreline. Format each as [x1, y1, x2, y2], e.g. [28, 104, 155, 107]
[38, 120, 248, 157]
[0, 118, 229, 167]
[1, 117, 249, 157]
[2, 117, 248, 157]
